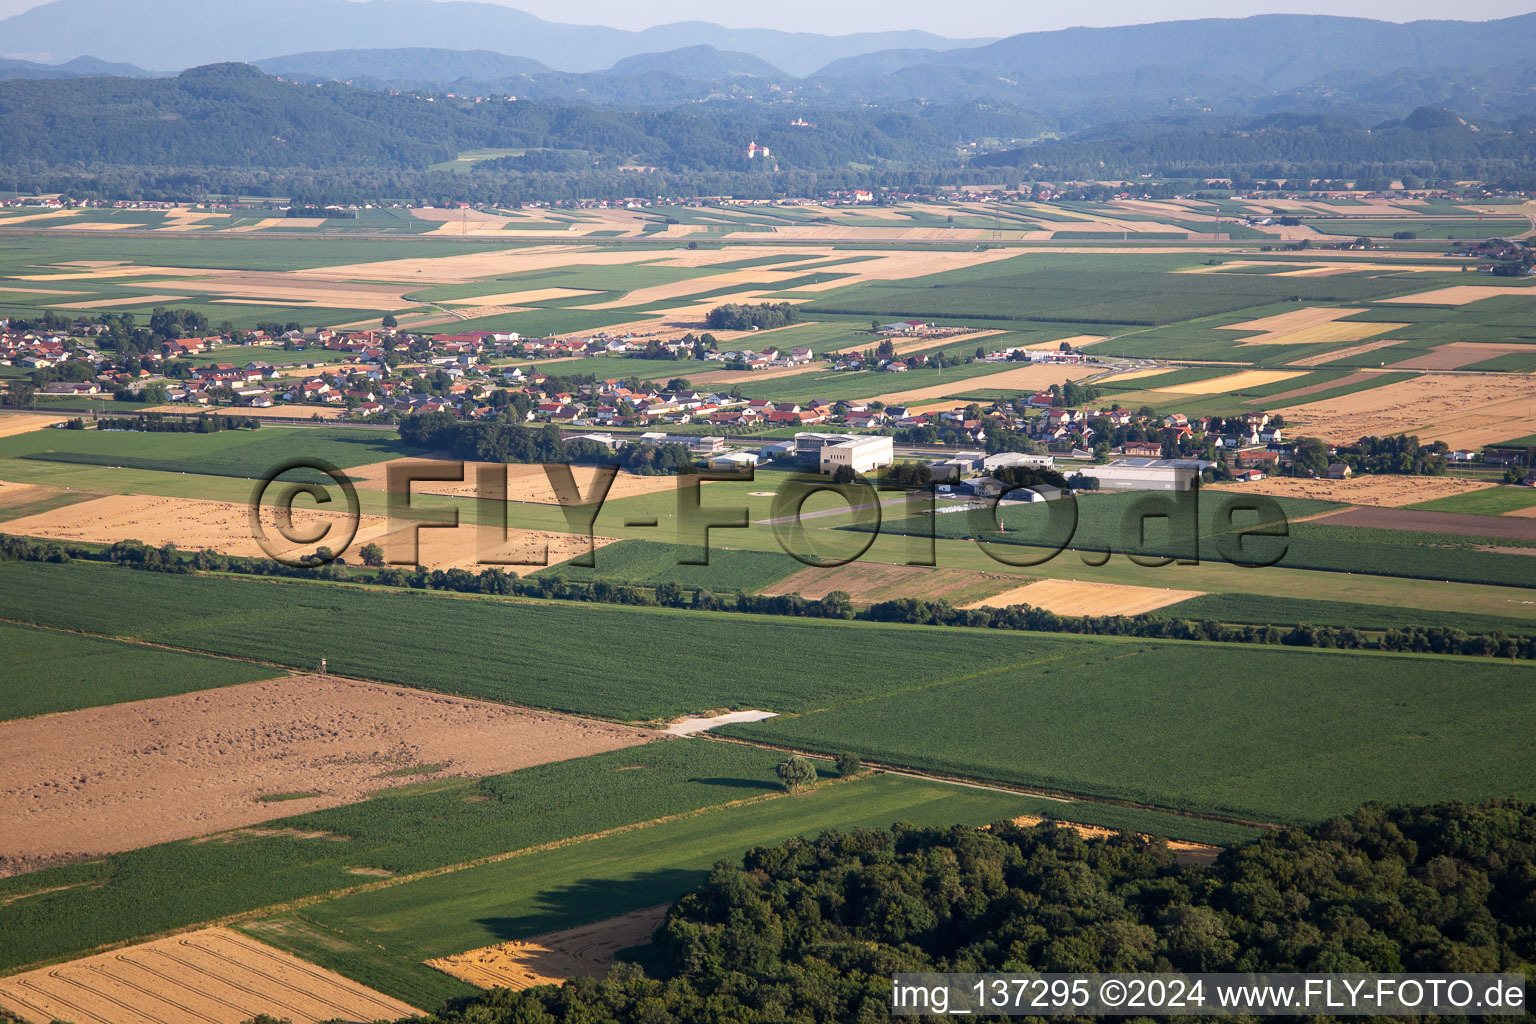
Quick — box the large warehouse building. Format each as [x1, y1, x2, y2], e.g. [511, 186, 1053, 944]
[793, 433, 895, 476]
[1075, 457, 1205, 492]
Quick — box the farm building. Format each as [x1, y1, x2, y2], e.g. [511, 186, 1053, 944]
[1076, 458, 1203, 492]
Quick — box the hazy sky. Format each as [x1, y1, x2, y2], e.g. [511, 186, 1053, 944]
[0, 0, 1531, 35]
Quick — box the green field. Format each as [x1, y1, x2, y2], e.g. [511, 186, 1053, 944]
[0, 621, 277, 721]
[3, 559, 1533, 831]
[719, 643, 1536, 824]
[1303, 218, 1529, 239]
[0, 742, 783, 974]
[860, 491, 1536, 590]
[543, 539, 803, 590]
[0, 486, 99, 523]
[805, 253, 1428, 327]
[1157, 592, 1536, 636]
[0, 559, 1094, 720]
[1406, 486, 1536, 515]
[0, 425, 419, 481]
[241, 773, 1081, 1005]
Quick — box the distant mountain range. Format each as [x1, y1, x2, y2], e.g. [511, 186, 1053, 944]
[813, 13, 1536, 87]
[4, 8, 1535, 125]
[0, 0, 986, 76]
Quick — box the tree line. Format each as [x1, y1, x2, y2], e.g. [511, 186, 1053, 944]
[398, 411, 699, 475]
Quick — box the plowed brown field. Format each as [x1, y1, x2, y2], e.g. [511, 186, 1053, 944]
[0, 675, 651, 868]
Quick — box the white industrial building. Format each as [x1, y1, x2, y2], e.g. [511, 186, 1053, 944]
[1075, 457, 1204, 492]
[983, 451, 1054, 472]
[816, 435, 895, 476]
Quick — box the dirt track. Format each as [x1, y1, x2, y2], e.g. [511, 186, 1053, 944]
[0, 675, 652, 870]
[0, 926, 419, 1024]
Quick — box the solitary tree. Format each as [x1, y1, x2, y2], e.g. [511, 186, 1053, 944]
[359, 543, 384, 567]
[835, 752, 862, 778]
[776, 756, 818, 794]
[381, 314, 398, 329]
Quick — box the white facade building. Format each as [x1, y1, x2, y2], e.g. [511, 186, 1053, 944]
[818, 435, 894, 476]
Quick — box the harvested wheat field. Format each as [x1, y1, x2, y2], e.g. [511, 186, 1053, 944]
[1218, 306, 1367, 339]
[0, 481, 88, 514]
[18, 265, 229, 282]
[428, 905, 670, 991]
[0, 675, 652, 867]
[759, 561, 1021, 605]
[0, 209, 78, 226]
[1, 493, 389, 564]
[681, 362, 827, 387]
[1156, 370, 1306, 395]
[1378, 285, 1536, 306]
[348, 459, 684, 505]
[1240, 320, 1406, 349]
[1208, 475, 1495, 508]
[394, 521, 619, 570]
[962, 578, 1203, 615]
[578, 270, 790, 309]
[0, 927, 420, 1024]
[1094, 368, 1172, 386]
[0, 414, 67, 438]
[50, 293, 190, 309]
[1284, 373, 1536, 446]
[291, 244, 665, 284]
[867, 362, 1096, 406]
[0, 492, 614, 569]
[1384, 342, 1536, 371]
[145, 273, 410, 310]
[208, 404, 348, 420]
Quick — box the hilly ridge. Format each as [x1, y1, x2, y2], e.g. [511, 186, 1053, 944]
[0, 0, 987, 76]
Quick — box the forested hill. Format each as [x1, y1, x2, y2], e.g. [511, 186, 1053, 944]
[4, 62, 1535, 199]
[975, 109, 1536, 181]
[0, 63, 993, 171]
[423, 801, 1536, 1023]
